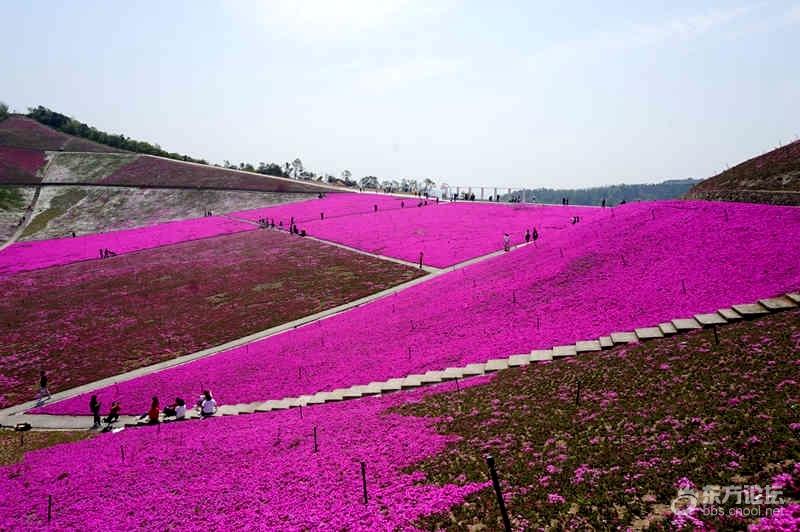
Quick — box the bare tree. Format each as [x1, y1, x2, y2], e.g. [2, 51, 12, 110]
[291, 158, 304, 179]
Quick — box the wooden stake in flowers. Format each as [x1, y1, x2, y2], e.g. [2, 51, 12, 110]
[120, 445, 125, 464]
[360, 461, 368, 505]
[47, 494, 52, 523]
[713, 325, 720, 345]
[313, 426, 318, 453]
[575, 380, 582, 406]
[485, 455, 512, 532]
[681, 279, 687, 294]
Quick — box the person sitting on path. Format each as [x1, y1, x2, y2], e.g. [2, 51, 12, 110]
[104, 401, 121, 425]
[200, 390, 217, 417]
[139, 396, 159, 424]
[174, 398, 187, 420]
[90, 395, 101, 429]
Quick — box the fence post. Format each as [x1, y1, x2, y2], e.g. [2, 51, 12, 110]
[486, 455, 512, 532]
[360, 462, 368, 505]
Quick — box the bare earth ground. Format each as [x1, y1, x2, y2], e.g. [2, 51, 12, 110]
[20, 186, 314, 240]
[0, 430, 93, 466]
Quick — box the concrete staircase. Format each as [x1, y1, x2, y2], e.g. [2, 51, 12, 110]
[135, 292, 798, 422]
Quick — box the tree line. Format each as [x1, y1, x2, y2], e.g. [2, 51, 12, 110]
[506, 179, 701, 205]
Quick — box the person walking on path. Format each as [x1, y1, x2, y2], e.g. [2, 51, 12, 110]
[90, 395, 101, 428]
[503, 233, 511, 252]
[36, 371, 51, 405]
[525, 229, 531, 243]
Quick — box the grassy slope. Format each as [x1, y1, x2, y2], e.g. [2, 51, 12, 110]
[0, 186, 24, 210]
[0, 431, 93, 467]
[43, 152, 138, 184]
[19, 187, 315, 241]
[688, 140, 800, 205]
[0, 229, 425, 408]
[399, 309, 800, 530]
[21, 188, 87, 238]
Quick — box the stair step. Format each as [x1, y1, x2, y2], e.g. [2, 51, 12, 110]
[731, 303, 770, 317]
[485, 358, 510, 371]
[461, 363, 486, 376]
[635, 327, 663, 340]
[694, 313, 727, 327]
[442, 367, 465, 379]
[575, 340, 602, 353]
[610, 332, 638, 344]
[598, 336, 614, 348]
[508, 354, 532, 367]
[786, 292, 800, 304]
[717, 308, 742, 321]
[530, 349, 554, 361]
[671, 318, 702, 331]
[759, 296, 798, 311]
[658, 322, 678, 335]
[552, 345, 577, 358]
[400, 376, 423, 388]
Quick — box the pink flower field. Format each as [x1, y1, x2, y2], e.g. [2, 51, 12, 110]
[235, 193, 602, 266]
[0, 146, 47, 184]
[2, 388, 487, 531]
[0, 215, 255, 277]
[40, 200, 800, 415]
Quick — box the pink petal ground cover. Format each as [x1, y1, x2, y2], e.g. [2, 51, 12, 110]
[1, 388, 488, 531]
[0, 116, 69, 151]
[234, 193, 602, 266]
[0, 146, 46, 184]
[103, 155, 327, 192]
[0, 215, 255, 277]
[41, 200, 800, 415]
[1, 229, 421, 408]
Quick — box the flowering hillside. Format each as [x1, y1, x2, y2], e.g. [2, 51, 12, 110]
[0, 146, 47, 184]
[41, 200, 800, 415]
[0, 214, 254, 277]
[103, 155, 332, 192]
[0, 115, 121, 153]
[3, 311, 798, 530]
[234, 193, 601, 266]
[401, 309, 800, 530]
[0, 230, 423, 408]
[687, 139, 800, 205]
[0, 388, 487, 530]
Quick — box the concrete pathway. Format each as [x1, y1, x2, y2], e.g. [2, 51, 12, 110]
[3, 293, 796, 430]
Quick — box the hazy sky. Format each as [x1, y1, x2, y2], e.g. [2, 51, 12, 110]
[2, 1, 799, 188]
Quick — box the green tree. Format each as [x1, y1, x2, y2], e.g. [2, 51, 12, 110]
[0, 102, 8, 120]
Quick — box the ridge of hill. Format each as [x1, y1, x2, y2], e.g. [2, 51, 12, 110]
[687, 139, 800, 205]
[0, 116, 338, 193]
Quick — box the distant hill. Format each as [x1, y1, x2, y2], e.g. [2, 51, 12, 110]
[0, 115, 336, 193]
[686, 140, 800, 205]
[506, 179, 700, 205]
